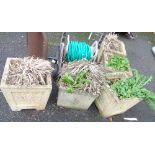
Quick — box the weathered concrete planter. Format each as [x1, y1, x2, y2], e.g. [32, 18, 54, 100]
[104, 52, 133, 80]
[95, 83, 142, 118]
[106, 40, 127, 56]
[0, 58, 52, 111]
[96, 39, 127, 63]
[57, 86, 97, 110]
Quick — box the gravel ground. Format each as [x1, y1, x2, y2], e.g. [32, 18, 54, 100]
[0, 32, 155, 122]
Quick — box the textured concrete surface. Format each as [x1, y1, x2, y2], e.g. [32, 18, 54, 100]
[0, 32, 155, 122]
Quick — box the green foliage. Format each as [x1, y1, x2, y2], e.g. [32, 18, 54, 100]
[111, 70, 155, 109]
[61, 71, 91, 94]
[61, 73, 74, 85]
[108, 54, 129, 71]
[67, 85, 74, 93]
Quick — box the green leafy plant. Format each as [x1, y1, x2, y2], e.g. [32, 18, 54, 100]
[60, 61, 104, 95]
[111, 70, 155, 109]
[107, 54, 129, 71]
[61, 71, 91, 93]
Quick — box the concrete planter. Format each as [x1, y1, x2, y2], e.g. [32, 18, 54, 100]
[0, 58, 52, 111]
[96, 39, 127, 63]
[95, 83, 142, 118]
[107, 40, 127, 56]
[104, 52, 133, 80]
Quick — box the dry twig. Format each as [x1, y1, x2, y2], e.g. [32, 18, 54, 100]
[102, 33, 121, 52]
[61, 61, 108, 96]
[7, 57, 53, 86]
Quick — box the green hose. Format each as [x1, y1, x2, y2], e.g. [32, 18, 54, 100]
[65, 41, 92, 62]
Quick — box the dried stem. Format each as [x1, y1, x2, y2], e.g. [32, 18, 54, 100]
[102, 33, 121, 52]
[61, 61, 109, 96]
[7, 57, 53, 86]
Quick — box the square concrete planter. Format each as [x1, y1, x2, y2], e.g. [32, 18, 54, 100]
[95, 83, 142, 118]
[96, 39, 127, 63]
[57, 86, 97, 110]
[103, 52, 133, 80]
[106, 40, 127, 56]
[0, 58, 52, 111]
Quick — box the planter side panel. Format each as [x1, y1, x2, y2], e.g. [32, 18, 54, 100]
[1, 87, 52, 111]
[57, 88, 96, 110]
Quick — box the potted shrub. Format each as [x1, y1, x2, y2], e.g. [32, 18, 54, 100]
[0, 57, 53, 111]
[95, 70, 155, 118]
[57, 61, 104, 110]
[103, 53, 133, 80]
